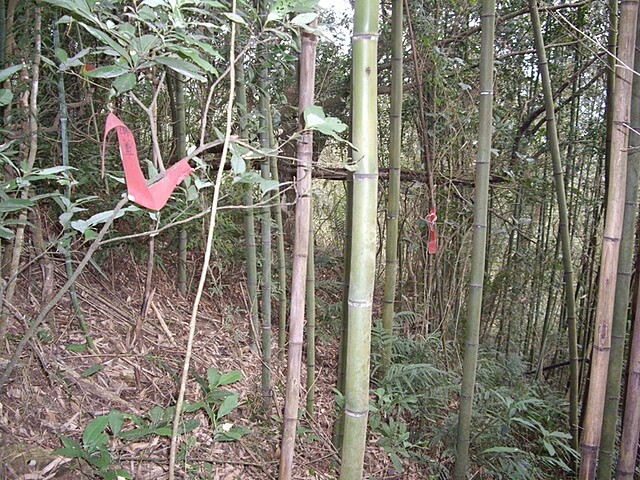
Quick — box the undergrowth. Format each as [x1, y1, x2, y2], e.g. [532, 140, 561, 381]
[370, 321, 577, 479]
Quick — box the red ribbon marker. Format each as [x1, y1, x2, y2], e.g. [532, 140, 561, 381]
[426, 208, 438, 255]
[101, 113, 193, 210]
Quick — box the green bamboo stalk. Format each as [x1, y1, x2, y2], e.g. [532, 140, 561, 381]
[333, 176, 352, 450]
[580, 1, 639, 478]
[259, 93, 273, 409]
[529, 0, 580, 449]
[53, 17, 96, 348]
[339, 0, 379, 477]
[0, 4, 41, 345]
[278, 19, 317, 480]
[257, 0, 273, 410]
[597, 9, 640, 479]
[236, 58, 259, 347]
[453, 0, 495, 476]
[172, 72, 188, 296]
[268, 110, 288, 360]
[306, 198, 316, 416]
[604, 0, 619, 190]
[380, 0, 403, 375]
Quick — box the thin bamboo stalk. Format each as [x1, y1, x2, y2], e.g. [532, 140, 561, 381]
[236, 59, 260, 347]
[259, 19, 273, 408]
[0, 4, 41, 346]
[278, 19, 317, 480]
[380, 0, 403, 375]
[453, 0, 496, 476]
[306, 200, 316, 416]
[529, 0, 580, 448]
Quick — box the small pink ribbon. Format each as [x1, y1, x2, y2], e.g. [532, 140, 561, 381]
[426, 209, 438, 255]
[101, 113, 193, 210]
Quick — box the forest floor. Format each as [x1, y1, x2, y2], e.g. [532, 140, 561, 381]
[0, 247, 420, 479]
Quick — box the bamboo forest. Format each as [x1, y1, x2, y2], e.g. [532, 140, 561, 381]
[2, 0, 640, 478]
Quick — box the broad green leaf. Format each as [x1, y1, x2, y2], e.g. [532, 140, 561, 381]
[108, 410, 124, 436]
[173, 47, 217, 74]
[148, 406, 164, 427]
[0, 89, 13, 107]
[70, 219, 88, 233]
[81, 364, 105, 377]
[233, 172, 263, 185]
[43, 0, 96, 23]
[33, 166, 75, 176]
[118, 427, 153, 439]
[83, 65, 130, 79]
[154, 56, 206, 82]
[218, 370, 242, 385]
[290, 12, 318, 27]
[0, 198, 35, 213]
[81, 25, 131, 62]
[186, 185, 198, 201]
[231, 153, 246, 175]
[0, 226, 14, 239]
[177, 419, 199, 434]
[260, 179, 280, 195]
[87, 448, 110, 468]
[215, 425, 250, 441]
[130, 34, 161, 54]
[140, 0, 168, 6]
[222, 12, 246, 25]
[58, 435, 82, 452]
[481, 446, 520, 454]
[303, 105, 347, 135]
[65, 343, 88, 352]
[194, 177, 213, 190]
[216, 394, 238, 419]
[0, 64, 23, 82]
[82, 416, 110, 448]
[183, 401, 205, 413]
[112, 72, 137, 95]
[55, 48, 68, 62]
[54, 447, 83, 458]
[112, 470, 133, 479]
[207, 368, 222, 388]
[543, 440, 556, 457]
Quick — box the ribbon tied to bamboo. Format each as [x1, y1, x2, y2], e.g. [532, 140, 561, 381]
[425, 208, 438, 255]
[101, 113, 193, 210]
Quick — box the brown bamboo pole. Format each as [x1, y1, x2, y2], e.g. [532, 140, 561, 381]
[278, 19, 317, 480]
[579, 0, 639, 477]
[615, 278, 640, 479]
